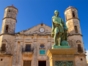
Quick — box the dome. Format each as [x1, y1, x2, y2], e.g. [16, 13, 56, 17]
[65, 6, 77, 11]
[5, 5, 18, 11]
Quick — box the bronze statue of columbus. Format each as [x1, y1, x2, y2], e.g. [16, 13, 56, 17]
[51, 10, 68, 46]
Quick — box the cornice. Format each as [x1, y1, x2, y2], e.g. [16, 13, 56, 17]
[0, 53, 12, 57]
[0, 33, 15, 36]
[75, 53, 86, 56]
[66, 17, 80, 22]
[15, 33, 51, 36]
[3, 17, 17, 22]
[68, 33, 82, 37]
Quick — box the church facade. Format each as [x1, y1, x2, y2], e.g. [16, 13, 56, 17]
[0, 6, 87, 66]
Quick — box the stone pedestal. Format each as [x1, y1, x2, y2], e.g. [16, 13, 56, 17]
[47, 48, 76, 66]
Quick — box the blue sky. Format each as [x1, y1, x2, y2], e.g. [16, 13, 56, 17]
[0, 0, 88, 50]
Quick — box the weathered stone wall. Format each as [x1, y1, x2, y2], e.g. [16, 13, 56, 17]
[75, 56, 87, 66]
[15, 33, 53, 66]
[0, 35, 15, 54]
[0, 36, 3, 49]
[4, 7, 18, 19]
[0, 56, 12, 66]
[1, 19, 16, 34]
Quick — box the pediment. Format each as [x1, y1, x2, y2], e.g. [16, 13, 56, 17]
[18, 24, 52, 35]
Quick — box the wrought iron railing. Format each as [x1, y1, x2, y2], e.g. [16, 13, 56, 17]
[22, 48, 34, 53]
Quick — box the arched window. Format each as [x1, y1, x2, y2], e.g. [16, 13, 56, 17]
[39, 44, 45, 55]
[77, 44, 83, 53]
[40, 44, 44, 48]
[8, 10, 11, 12]
[74, 26, 78, 33]
[5, 25, 9, 33]
[1, 44, 6, 52]
[72, 11, 75, 18]
[76, 40, 81, 44]
[25, 44, 31, 52]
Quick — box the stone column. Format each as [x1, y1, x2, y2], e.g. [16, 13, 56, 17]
[12, 41, 22, 66]
[12, 41, 17, 66]
[46, 56, 50, 66]
[32, 43, 38, 66]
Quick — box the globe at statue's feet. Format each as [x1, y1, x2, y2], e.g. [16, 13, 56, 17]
[52, 40, 70, 49]
[61, 40, 69, 46]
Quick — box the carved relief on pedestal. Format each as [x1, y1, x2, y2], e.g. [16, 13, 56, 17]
[55, 61, 73, 66]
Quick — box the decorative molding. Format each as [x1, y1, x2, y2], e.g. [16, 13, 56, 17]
[0, 33, 15, 36]
[76, 40, 81, 43]
[3, 17, 17, 22]
[75, 53, 86, 56]
[0, 53, 12, 57]
[68, 33, 82, 37]
[66, 17, 80, 21]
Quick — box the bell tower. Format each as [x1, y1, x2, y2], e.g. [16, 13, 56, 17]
[1, 5, 18, 34]
[64, 6, 84, 53]
[0, 5, 18, 66]
[0, 5, 18, 54]
[64, 6, 81, 34]
[64, 6, 87, 66]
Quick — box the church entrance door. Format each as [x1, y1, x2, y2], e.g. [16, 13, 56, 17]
[38, 61, 46, 66]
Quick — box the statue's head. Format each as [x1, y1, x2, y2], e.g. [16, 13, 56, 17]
[54, 10, 59, 17]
